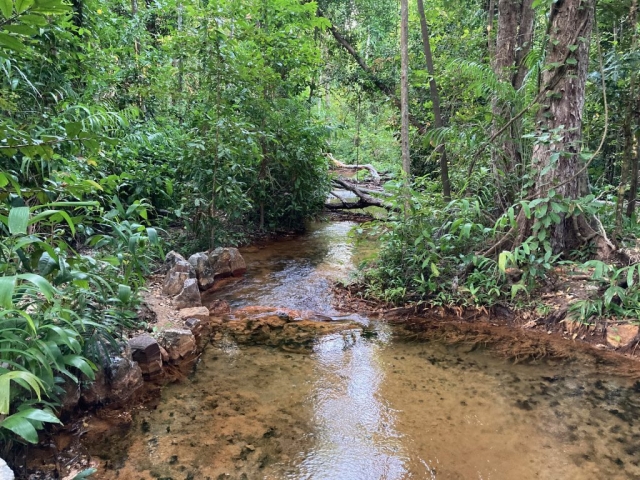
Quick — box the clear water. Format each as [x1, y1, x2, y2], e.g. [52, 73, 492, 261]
[90, 222, 640, 480]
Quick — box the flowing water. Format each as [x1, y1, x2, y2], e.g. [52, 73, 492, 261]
[91, 222, 640, 480]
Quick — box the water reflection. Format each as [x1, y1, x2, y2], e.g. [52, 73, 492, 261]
[216, 221, 358, 314]
[290, 330, 431, 480]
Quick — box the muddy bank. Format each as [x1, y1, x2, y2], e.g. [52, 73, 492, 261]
[333, 282, 640, 371]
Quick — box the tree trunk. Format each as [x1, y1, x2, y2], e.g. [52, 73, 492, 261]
[400, 0, 410, 177]
[417, 0, 451, 199]
[487, 0, 496, 58]
[521, 0, 595, 254]
[624, 0, 639, 219]
[491, 0, 534, 203]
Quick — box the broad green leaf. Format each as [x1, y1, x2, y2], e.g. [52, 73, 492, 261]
[13, 407, 60, 424]
[146, 227, 159, 245]
[8, 206, 29, 234]
[0, 371, 44, 414]
[17, 273, 56, 300]
[0, 276, 16, 308]
[29, 209, 76, 235]
[0, 33, 26, 52]
[0, 0, 12, 18]
[498, 251, 510, 273]
[16, 0, 35, 13]
[0, 414, 39, 443]
[38, 251, 58, 276]
[117, 284, 132, 303]
[64, 355, 95, 380]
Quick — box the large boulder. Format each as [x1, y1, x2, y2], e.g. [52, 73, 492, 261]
[188, 252, 216, 290]
[163, 258, 196, 296]
[81, 345, 143, 406]
[174, 278, 202, 309]
[129, 334, 163, 378]
[159, 328, 197, 364]
[209, 247, 246, 278]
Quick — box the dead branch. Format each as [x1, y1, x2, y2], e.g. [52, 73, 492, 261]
[327, 153, 381, 184]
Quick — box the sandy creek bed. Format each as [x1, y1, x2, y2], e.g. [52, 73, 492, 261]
[87, 221, 640, 480]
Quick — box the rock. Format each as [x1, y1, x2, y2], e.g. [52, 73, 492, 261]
[163, 258, 196, 296]
[164, 250, 187, 273]
[185, 318, 202, 334]
[81, 344, 143, 405]
[0, 458, 14, 480]
[159, 329, 197, 363]
[174, 278, 202, 309]
[189, 252, 216, 290]
[178, 306, 210, 323]
[209, 299, 231, 316]
[223, 306, 361, 351]
[129, 334, 163, 378]
[606, 324, 639, 348]
[209, 247, 246, 278]
[159, 345, 169, 362]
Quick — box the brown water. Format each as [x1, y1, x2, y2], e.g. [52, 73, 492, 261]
[91, 222, 640, 480]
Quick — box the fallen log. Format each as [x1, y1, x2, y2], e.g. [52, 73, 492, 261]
[325, 179, 397, 211]
[327, 153, 381, 184]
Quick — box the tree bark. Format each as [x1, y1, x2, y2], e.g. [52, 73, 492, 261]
[491, 0, 534, 202]
[400, 0, 411, 177]
[625, 0, 639, 219]
[521, 0, 595, 254]
[417, 0, 451, 199]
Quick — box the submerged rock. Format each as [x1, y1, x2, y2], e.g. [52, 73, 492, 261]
[0, 458, 14, 480]
[174, 278, 202, 309]
[129, 334, 163, 378]
[222, 306, 362, 351]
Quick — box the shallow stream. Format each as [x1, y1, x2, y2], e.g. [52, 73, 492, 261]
[92, 222, 640, 480]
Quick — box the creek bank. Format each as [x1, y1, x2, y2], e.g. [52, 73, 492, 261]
[333, 284, 640, 373]
[21, 247, 362, 480]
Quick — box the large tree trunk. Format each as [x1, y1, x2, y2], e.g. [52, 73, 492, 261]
[491, 0, 534, 203]
[417, 0, 451, 199]
[521, 0, 595, 254]
[400, 0, 410, 177]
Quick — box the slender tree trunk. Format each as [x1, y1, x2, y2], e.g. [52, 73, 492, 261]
[520, 0, 595, 254]
[417, 0, 450, 198]
[487, 0, 496, 58]
[625, 0, 639, 218]
[400, 0, 410, 177]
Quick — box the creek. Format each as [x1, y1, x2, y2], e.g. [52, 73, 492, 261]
[90, 221, 640, 480]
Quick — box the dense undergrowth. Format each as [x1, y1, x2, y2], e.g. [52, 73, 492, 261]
[0, 0, 330, 449]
